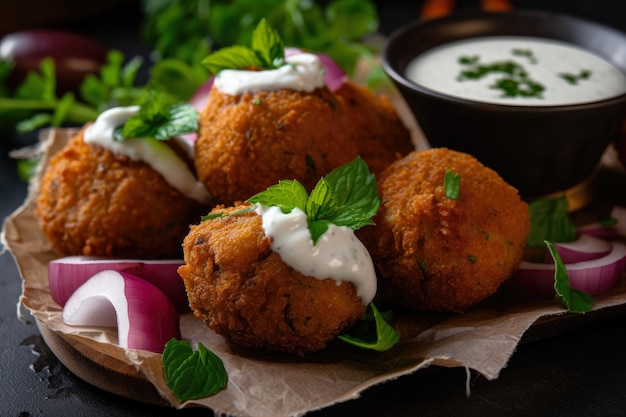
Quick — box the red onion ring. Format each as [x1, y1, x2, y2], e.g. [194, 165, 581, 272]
[511, 240, 626, 298]
[62, 270, 181, 353]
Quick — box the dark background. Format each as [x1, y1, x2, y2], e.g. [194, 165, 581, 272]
[2, 1, 626, 416]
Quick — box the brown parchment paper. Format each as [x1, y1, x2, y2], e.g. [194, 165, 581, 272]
[3, 128, 626, 417]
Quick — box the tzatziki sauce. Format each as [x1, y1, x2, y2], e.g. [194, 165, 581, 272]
[404, 36, 626, 106]
[84, 106, 212, 204]
[255, 205, 377, 305]
[214, 53, 325, 95]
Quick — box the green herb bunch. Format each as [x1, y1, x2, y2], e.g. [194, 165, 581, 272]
[141, 0, 380, 79]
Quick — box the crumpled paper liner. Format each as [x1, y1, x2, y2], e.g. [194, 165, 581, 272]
[3, 128, 626, 417]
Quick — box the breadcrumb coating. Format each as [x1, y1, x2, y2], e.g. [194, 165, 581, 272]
[359, 148, 530, 312]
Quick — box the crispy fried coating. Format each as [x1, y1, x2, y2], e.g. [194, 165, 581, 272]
[178, 205, 367, 356]
[359, 148, 530, 313]
[194, 86, 360, 205]
[335, 81, 414, 174]
[36, 128, 208, 258]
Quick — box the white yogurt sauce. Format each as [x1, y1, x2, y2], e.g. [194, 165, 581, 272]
[255, 205, 377, 305]
[214, 53, 325, 95]
[84, 106, 212, 204]
[404, 36, 626, 106]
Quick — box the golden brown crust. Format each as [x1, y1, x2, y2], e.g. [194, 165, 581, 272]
[335, 81, 414, 174]
[36, 127, 208, 258]
[178, 205, 367, 356]
[359, 148, 530, 313]
[194, 87, 360, 205]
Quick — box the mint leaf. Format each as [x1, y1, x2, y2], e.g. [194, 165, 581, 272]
[202, 18, 287, 75]
[202, 45, 264, 75]
[324, 156, 379, 218]
[330, 205, 376, 230]
[308, 219, 332, 244]
[113, 92, 199, 141]
[247, 179, 309, 213]
[247, 157, 379, 245]
[444, 169, 461, 200]
[545, 241, 594, 313]
[307, 178, 338, 222]
[338, 302, 399, 351]
[251, 18, 285, 68]
[527, 196, 576, 247]
[163, 338, 227, 402]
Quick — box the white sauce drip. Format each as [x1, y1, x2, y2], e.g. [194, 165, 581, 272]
[84, 106, 212, 204]
[214, 53, 325, 95]
[405, 36, 626, 106]
[255, 205, 377, 305]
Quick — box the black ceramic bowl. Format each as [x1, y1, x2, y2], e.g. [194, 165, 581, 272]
[383, 10, 626, 200]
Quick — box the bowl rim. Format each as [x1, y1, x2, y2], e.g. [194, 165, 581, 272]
[382, 9, 626, 112]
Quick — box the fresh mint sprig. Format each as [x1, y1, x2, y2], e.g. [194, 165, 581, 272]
[545, 241, 594, 313]
[527, 196, 577, 247]
[112, 91, 199, 141]
[162, 338, 227, 402]
[247, 156, 380, 244]
[201, 18, 285, 75]
[338, 302, 400, 352]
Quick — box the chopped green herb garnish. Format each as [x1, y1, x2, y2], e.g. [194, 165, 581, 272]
[444, 168, 460, 200]
[512, 48, 537, 64]
[559, 69, 592, 85]
[467, 254, 477, 264]
[526, 196, 576, 247]
[112, 91, 199, 141]
[162, 338, 228, 401]
[545, 241, 594, 313]
[457, 56, 545, 99]
[247, 156, 379, 244]
[202, 18, 285, 75]
[338, 302, 399, 351]
[202, 205, 256, 221]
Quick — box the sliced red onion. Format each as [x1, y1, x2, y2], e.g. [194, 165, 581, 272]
[577, 221, 619, 239]
[511, 241, 626, 298]
[49, 256, 188, 312]
[62, 270, 181, 353]
[553, 234, 612, 264]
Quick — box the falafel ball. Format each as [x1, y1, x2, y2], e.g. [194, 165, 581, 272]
[36, 127, 209, 259]
[177, 204, 367, 356]
[359, 148, 530, 313]
[194, 86, 360, 205]
[335, 81, 414, 174]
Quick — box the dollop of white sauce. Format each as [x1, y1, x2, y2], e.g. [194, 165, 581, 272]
[214, 53, 325, 95]
[405, 36, 626, 106]
[256, 205, 377, 305]
[84, 106, 212, 204]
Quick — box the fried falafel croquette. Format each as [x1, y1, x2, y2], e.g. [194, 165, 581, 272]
[36, 127, 207, 259]
[194, 86, 360, 205]
[335, 81, 414, 174]
[359, 148, 530, 313]
[177, 205, 367, 356]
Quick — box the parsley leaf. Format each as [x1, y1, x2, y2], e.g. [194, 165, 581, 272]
[246, 157, 379, 245]
[338, 302, 400, 351]
[162, 338, 227, 402]
[545, 241, 594, 313]
[527, 196, 576, 247]
[112, 92, 199, 141]
[444, 168, 461, 200]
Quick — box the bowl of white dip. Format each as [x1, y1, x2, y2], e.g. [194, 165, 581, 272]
[383, 10, 626, 201]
